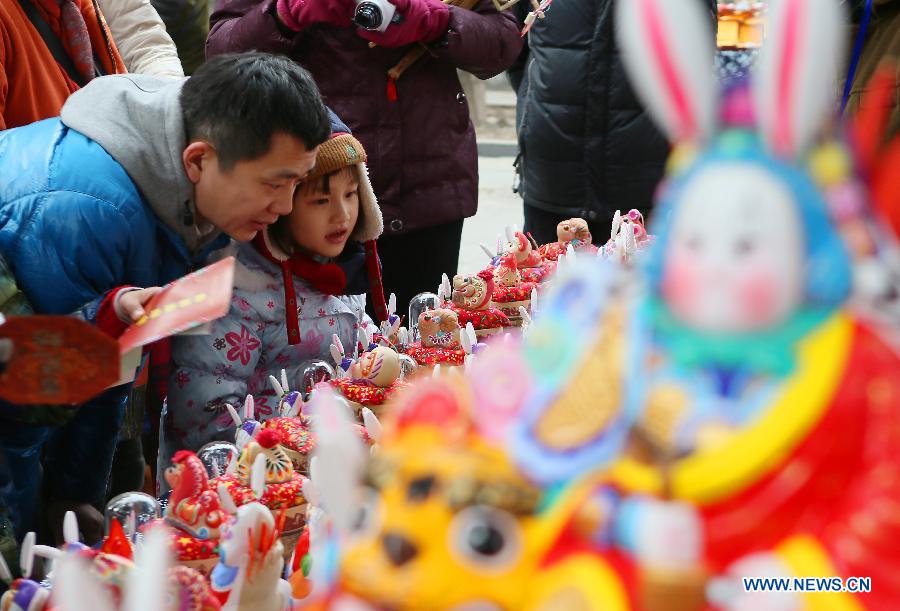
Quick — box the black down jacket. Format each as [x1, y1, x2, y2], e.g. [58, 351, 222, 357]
[508, 0, 717, 225]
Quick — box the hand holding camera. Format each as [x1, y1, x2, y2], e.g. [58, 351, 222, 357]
[275, 0, 449, 48]
[354, 0, 450, 47]
[276, 0, 357, 31]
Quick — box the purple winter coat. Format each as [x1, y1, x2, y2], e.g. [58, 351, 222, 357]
[207, 0, 522, 235]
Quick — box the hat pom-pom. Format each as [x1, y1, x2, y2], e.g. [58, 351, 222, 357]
[256, 428, 282, 449]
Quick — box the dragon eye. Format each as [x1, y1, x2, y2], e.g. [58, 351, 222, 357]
[449, 506, 521, 572]
[407, 475, 436, 502]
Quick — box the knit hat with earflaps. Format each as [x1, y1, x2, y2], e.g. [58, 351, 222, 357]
[308, 133, 383, 242]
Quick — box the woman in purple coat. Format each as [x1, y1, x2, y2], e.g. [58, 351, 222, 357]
[206, 0, 522, 315]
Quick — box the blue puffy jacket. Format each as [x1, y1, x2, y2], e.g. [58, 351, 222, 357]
[0, 119, 228, 313]
[0, 118, 230, 510]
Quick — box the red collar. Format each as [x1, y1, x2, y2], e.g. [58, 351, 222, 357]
[252, 232, 347, 296]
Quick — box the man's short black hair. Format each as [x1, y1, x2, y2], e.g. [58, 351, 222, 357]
[181, 53, 331, 169]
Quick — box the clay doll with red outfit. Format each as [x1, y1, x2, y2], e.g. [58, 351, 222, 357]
[159, 132, 387, 492]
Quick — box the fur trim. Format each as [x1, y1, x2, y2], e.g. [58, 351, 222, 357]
[353, 162, 383, 242]
[233, 257, 276, 292]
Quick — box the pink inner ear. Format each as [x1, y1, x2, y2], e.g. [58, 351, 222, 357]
[641, 0, 696, 141]
[774, 0, 805, 156]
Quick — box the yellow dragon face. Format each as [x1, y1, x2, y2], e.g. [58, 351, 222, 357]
[337, 380, 627, 611]
[339, 426, 544, 610]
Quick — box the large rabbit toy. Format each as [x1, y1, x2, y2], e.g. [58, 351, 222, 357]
[504, 0, 900, 609]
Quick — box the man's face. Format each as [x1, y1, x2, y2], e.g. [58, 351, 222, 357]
[190, 133, 319, 242]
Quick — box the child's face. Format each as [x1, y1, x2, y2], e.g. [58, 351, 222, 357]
[288, 167, 360, 258]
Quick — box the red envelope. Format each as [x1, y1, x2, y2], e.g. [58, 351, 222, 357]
[0, 316, 119, 404]
[118, 257, 236, 355]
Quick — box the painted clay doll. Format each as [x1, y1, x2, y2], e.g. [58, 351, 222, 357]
[404, 309, 467, 370]
[329, 345, 407, 417]
[491, 253, 538, 325]
[449, 270, 510, 337]
[538, 218, 598, 261]
[602, 209, 653, 263]
[506, 230, 554, 283]
[161, 451, 229, 576]
[212, 429, 307, 562]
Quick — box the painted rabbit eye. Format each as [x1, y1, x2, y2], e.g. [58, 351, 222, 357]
[685, 235, 704, 251]
[449, 506, 521, 571]
[734, 237, 756, 256]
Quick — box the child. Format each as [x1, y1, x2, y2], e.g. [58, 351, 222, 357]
[158, 132, 387, 490]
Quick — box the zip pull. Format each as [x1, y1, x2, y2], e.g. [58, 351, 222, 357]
[386, 77, 398, 102]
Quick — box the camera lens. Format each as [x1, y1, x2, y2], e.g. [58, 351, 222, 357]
[354, 2, 383, 30]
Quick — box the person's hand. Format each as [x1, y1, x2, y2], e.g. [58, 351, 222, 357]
[115, 287, 162, 323]
[276, 0, 357, 32]
[356, 0, 449, 48]
[46, 500, 104, 546]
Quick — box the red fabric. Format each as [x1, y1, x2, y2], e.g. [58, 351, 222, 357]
[0, 0, 125, 130]
[450, 305, 509, 330]
[688, 322, 900, 607]
[356, 0, 449, 48]
[277, 256, 301, 346]
[254, 233, 348, 296]
[364, 239, 389, 322]
[276, 0, 355, 30]
[59, 0, 95, 82]
[386, 77, 398, 102]
[94, 286, 135, 339]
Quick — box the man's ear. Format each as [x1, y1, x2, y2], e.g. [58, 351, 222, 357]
[183, 141, 216, 184]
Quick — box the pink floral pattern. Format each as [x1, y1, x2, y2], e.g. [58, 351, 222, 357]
[267, 300, 275, 309]
[328, 318, 335, 327]
[237, 298, 251, 312]
[225, 325, 261, 366]
[318, 308, 326, 317]
[175, 370, 190, 389]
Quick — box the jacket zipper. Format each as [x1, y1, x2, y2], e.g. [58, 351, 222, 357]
[515, 55, 537, 196]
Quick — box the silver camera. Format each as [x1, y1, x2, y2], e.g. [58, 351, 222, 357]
[353, 0, 398, 32]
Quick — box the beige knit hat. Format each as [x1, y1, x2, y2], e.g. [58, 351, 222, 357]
[307, 133, 382, 242]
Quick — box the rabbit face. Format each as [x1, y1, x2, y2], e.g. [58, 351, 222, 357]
[661, 163, 805, 333]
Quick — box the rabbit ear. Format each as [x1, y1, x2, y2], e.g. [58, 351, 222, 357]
[615, 0, 716, 145]
[519, 306, 532, 326]
[0, 550, 11, 583]
[461, 327, 473, 355]
[754, 0, 846, 157]
[480, 243, 495, 260]
[388, 292, 397, 315]
[63, 510, 79, 545]
[269, 375, 285, 398]
[329, 344, 342, 367]
[243, 395, 255, 421]
[125, 527, 170, 611]
[53, 551, 115, 611]
[611, 210, 622, 240]
[361, 408, 383, 442]
[250, 453, 267, 499]
[225, 403, 243, 427]
[281, 369, 290, 393]
[20, 531, 35, 579]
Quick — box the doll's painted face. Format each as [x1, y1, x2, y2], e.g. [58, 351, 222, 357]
[661, 164, 805, 333]
[288, 167, 360, 259]
[351, 346, 401, 387]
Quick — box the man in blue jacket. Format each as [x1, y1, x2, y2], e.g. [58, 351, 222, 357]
[0, 52, 335, 543]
